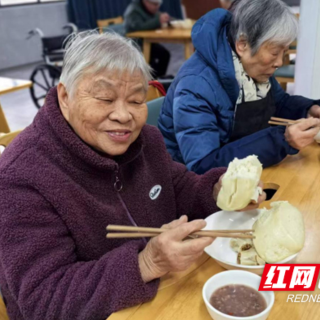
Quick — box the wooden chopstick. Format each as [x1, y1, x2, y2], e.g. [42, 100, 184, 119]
[106, 225, 255, 239]
[106, 232, 255, 239]
[193, 231, 254, 238]
[270, 117, 297, 124]
[269, 121, 291, 126]
[107, 233, 160, 238]
[106, 225, 253, 234]
[269, 117, 298, 126]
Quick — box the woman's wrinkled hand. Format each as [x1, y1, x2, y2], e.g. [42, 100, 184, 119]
[213, 175, 266, 211]
[307, 105, 320, 119]
[212, 174, 224, 203]
[138, 217, 213, 283]
[238, 181, 266, 211]
[160, 13, 170, 24]
[285, 118, 320, 150]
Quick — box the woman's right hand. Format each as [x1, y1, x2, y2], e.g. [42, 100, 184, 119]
[285, 118, 320, 150]
[160, 13, 170, 24]
[138, 216, 214, 283]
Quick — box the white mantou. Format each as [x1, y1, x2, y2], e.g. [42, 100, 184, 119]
[253, 201, 305, 263]
[217, 155, 262, 211]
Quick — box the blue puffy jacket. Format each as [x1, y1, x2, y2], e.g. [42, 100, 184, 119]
[158, 9, 320, 174]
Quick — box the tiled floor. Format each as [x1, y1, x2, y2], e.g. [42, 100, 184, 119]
[0, 43, 294, 132]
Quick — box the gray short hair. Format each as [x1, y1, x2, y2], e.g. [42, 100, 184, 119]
[60, 31, 152, 95]
[229, 0, 298, 55]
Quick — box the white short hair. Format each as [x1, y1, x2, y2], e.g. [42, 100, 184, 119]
[229, 0, 298, 55]
[60, 31, 152, 95]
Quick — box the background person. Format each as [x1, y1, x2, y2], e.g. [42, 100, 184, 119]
[158, 0, 320, 174]
[124, 0, 171, 78]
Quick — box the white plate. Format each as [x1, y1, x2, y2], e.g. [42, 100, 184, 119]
[204, 209, 298, 275]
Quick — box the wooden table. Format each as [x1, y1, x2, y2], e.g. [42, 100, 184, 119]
[0, 77, 32, 133]
[126, 29, 193, 63]
[109, 143, 320, 320]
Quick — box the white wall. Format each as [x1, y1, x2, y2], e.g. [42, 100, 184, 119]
[0, 2, 68, 70]
[294, 0, 320, 99]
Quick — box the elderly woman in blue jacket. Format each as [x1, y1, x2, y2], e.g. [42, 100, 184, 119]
[158, 0, 320, 174]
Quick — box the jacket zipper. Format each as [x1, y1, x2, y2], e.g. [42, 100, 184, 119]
[114, 165, 143, 232]
[113, 149, 147, 244]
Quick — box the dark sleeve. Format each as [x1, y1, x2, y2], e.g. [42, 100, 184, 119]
[125, 10, 161, 32]
[271, 77, 320, 119]
[172, 76, 228, 172]
[169, 156, 227, 220]
[172, 76, 297, 174]
[193, 126, 298, 174]
[0, 180, 159, 320]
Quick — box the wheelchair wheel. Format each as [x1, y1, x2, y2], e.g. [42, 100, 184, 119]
[30, 64, 61, 109]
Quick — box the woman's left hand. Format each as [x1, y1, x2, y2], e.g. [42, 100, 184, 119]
[213, 175, 266, 211]
[308, 105, 320, 118]
[240, 181, 267, 211]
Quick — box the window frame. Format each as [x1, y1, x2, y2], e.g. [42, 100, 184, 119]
[0, 0, 65, 8]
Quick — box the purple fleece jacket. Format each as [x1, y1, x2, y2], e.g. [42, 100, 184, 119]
[0, 88, 226, 320]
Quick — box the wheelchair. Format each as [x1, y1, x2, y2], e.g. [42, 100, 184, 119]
[28, 24, 77, 109]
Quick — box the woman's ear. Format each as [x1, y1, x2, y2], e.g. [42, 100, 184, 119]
[57, 82, 70, 121]
[235, 36, 249, 58]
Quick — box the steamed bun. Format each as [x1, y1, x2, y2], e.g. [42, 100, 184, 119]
[217, 155, 262, 211]
[253, 201, 305, 263]
[170, 19, 194, 29]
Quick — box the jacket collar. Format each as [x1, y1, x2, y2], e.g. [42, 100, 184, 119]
[192, 9, 240, 105]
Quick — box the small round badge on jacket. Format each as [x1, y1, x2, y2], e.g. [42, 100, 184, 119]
[149, 185, 162, 200]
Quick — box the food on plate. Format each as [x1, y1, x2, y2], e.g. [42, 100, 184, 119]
[253, 201, 305, 263]
[237, 248, 265, 266]
[230, 201, 305, 265]
[210, 285, 267, 317]
[217, 155, 263, 211]
[230, 238, 253, 252]
[230, 238, 265, 266]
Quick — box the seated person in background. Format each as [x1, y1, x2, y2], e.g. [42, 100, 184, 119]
[158, 0, 320, 174]
[124, 0, 171, 78]
[220, 0, 235, 10]
[0, 32, 265, 320]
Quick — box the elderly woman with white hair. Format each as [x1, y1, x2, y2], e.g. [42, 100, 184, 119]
[0, 32, 264, 320]
[159, 0, 320, 174]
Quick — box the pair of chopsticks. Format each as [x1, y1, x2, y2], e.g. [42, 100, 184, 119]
[106, 225, 255, 239]
[268, 117, 298, 126]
